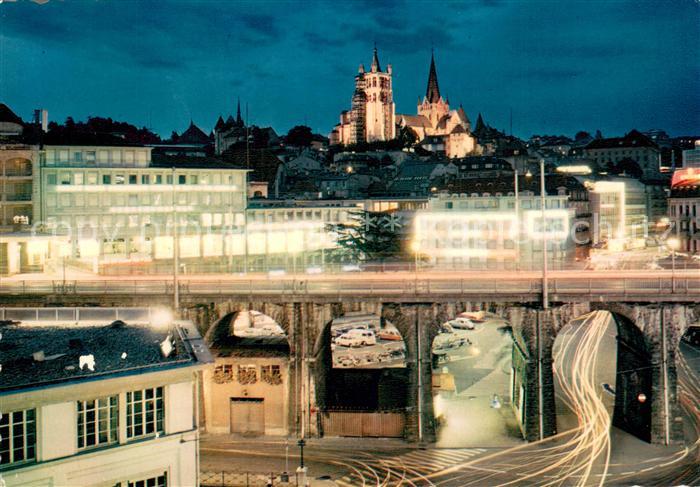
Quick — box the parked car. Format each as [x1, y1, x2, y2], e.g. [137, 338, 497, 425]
[335, 329, 377, 347]
[335, 355, 358, 367]
[448, 317, 475, 330]
[377, 328, 402, 341]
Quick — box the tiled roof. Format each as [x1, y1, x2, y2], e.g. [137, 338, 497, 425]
[150, 154, 247, 170]
[585, 130, 658, 150]
[440, 174, 586, 195]
[0, 319, 207, 394]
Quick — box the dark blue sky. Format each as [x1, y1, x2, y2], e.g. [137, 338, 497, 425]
[1, 0, 698, 139]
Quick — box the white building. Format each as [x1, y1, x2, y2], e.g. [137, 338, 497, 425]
[682, 139, 700, 168]
[38, 145, 248, 273]
[669, 168, 700, 253]
[414, 192, 576, 270]
[0, 307, 213, 487]
[585, 177, 655, 250]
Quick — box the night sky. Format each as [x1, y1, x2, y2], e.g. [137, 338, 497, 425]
[1, 0, 698, 139]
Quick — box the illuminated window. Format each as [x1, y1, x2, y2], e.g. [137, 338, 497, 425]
[115, 175, 125, 185]
[86, 151, 96, 163]
[126, 387, 164, 439]
[0, 408, 36, 466]
[60, 172, 71, 185]
[77, 396, 118, 449]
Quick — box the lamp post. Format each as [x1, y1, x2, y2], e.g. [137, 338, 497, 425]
[171, 167, 179, 311]
[514, 169, 519, 270]
[539, 160, 548, 309]
[667, 237, 680, 293]
[410, 240, 420, 289]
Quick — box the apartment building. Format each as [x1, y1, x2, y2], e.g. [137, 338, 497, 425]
[0, 307, 213, 487]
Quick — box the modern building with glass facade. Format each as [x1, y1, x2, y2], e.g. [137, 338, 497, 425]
[39, 145, 248, 273]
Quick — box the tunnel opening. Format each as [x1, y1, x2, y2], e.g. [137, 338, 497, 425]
[203, 310, 291, 437]
[314, 312, 409, 438]
[552, 310, 653, 444]
[431, 310, 524, 447]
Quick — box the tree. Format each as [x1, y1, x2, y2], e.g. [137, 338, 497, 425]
[326, 211, 404, 263]
[574, 131, 591, 141]
[285, 125, 313, 147]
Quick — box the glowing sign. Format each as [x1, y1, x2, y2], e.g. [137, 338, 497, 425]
[671, 168, 700, 188]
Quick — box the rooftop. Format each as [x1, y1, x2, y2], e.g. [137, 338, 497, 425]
[0, 307, 213, 395]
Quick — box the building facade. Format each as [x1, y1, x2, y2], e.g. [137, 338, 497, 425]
[669, 168, 700, 253]
[583, 130, 661, 180]
[682, 139, 700, 168]
[330, 48, 396, 145]
[414, 192, 576, 270]
[203, 311, 291, 436]
[0, 307, 212, 487]
[38, 145, 248, 273]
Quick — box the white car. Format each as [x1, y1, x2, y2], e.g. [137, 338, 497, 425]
[447, 317, 475, 330]
[335, 329, 377, 347]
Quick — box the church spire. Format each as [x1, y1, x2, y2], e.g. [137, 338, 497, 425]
[371, 44, 381, 72]
[236, 98, 243, 126]
[426, 51, 441, 103]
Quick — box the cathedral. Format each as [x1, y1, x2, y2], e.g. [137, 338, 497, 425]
[398, 53, 479, 158]
[330, 47, 396, 146]
[330, 49, 479, 159]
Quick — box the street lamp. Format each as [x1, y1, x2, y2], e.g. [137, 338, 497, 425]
[410, 240, 420, 285]
[667, 237, 680, 293]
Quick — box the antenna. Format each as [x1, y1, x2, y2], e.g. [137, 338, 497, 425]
[510, 107, 513, 137]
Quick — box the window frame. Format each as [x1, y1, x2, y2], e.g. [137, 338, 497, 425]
[0, 408, 36, 468]
[77, 395, 119, 450]
[126, 386, 165, 440]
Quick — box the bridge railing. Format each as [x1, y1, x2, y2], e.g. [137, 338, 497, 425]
[1, 276, 700, 297]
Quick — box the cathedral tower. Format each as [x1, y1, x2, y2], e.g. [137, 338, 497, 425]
[330, 47, 396, 145]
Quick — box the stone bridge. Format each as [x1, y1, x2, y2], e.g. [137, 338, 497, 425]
[4, 291, 698, 445]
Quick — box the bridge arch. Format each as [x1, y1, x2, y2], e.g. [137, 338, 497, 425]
[312, 309, 410, 438]
[552, 310, 653, 444]
[202, 310, 292, 436]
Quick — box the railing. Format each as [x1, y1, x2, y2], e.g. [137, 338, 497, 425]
[1, 276, 700, 298]
[200, 470, 298, 487]
[0, 307, 153, 322]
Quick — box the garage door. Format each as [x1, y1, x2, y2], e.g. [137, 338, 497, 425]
[230, 398, 265, 436]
